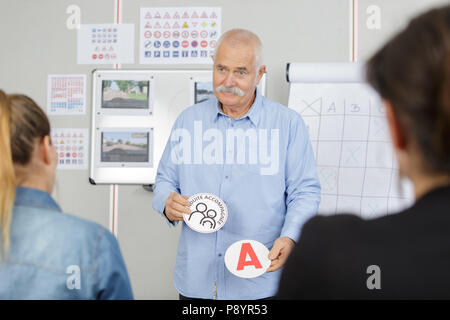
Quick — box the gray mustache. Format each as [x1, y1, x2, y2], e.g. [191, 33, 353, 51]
[216, 85, 245, 97]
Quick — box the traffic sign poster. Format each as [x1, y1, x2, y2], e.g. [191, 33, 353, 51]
[51, 128, 89, 170]
[47, 74, 86, 115]
[77, 24, 135, 64]
[140, 7, 221, 64]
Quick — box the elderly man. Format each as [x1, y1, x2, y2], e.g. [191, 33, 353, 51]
[152, 29, 320, 300]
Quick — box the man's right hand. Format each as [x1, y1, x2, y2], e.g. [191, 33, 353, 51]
[164, 192, 191, 222]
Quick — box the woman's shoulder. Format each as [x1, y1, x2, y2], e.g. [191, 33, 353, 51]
[12, 205, 112, 249]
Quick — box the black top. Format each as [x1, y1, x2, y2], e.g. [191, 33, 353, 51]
[277, 184, 450, 299]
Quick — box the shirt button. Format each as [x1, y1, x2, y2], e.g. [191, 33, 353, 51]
[225, 176, 228, 179]
[218, 253, 222, 257]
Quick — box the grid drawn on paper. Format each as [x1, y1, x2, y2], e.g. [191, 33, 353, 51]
[293, 84, 413, 219]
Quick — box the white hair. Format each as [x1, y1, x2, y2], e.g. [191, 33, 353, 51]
[214, 29, 263, 71]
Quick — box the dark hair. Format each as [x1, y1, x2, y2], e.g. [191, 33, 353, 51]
[8, 94, 50, 164]
[366, 5, 450, 174]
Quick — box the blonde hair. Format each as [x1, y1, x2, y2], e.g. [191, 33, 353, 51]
[0, 91, 16, 258]
[0, 90, 50, 259]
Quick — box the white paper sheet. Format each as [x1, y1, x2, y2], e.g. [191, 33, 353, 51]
[139, 7, 221, 64]
[77, 24, 134, 64]
[51, 128, 89, 170]
[47, 74, 86, 115]
[289, 82, 414, 219]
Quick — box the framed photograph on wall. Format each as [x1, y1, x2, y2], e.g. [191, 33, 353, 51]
[93, 71, 154, 116]
[101, 80, 151, 112]
[97, 128, 153, 168]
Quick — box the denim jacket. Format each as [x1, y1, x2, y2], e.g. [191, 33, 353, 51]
[0, 187, 133, 299]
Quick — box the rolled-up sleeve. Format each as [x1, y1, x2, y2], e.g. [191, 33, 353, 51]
[281, 114, 321, 242]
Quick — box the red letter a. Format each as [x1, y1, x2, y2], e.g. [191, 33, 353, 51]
[236, 242, 263, 271]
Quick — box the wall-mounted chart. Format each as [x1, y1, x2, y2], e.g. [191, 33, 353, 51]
[140, 7, 221, 64]
[287, 62, 414, 219]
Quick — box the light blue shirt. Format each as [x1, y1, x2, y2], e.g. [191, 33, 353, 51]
[0, 187, 133, 299]
[152, 88, 321, 299]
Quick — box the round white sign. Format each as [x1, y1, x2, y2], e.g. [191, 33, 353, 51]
[183, 193, 228, 233]
[224, 240, 271, 278]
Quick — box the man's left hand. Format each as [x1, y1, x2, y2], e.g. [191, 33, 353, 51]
[266, 237, 295, 273]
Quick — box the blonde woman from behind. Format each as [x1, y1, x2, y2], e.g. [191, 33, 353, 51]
[0, 90, 133, 299]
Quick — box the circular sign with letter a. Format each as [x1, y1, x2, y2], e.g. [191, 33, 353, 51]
[224, 240, 271, 278]
[183, 193, 228, 233]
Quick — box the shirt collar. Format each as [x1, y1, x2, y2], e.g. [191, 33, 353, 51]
[212, 87, 263, 126]
[14, 186, 62, 212]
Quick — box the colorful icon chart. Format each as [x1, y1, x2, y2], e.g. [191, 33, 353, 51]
[47, 75, 86, 115]
[51, 128, 89, 170]
[140, 7, 221, 64]
[77, 24, 134, 64]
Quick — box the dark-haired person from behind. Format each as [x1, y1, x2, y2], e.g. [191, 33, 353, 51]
[0, 91, 133, 299]
[277, 5, 450, 299]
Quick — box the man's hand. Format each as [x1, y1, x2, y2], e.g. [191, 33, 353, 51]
[164, 192, 191, 222]
[266, 236, 295, 272]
